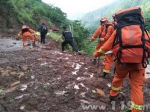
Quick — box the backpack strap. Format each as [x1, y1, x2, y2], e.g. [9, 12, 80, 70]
[116, 27, 122, 64]
[145, 30, 150, 39]
[105, 23, 113, 34]
[99, 26, 104, 38]
[139, 17, 148, 68]
[99, 23, 113, 38]
[105, 23, 112, 29]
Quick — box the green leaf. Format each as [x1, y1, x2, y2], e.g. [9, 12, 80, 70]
[64, 93, 70, 97]
[92, 90, 96, 93]
[0, 89, 3, 93]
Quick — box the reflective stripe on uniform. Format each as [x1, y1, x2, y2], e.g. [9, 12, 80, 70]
[98, 48, 105, 54]
[131, 102, 143, 110]
[111, 86, 121, 91]
[103, 69, 110, 73]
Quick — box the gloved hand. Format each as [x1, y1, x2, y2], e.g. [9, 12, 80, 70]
[100, 38, 105, 42]
[90, 37, 95, 42]
[17, 34, 20, 37]
[16, 34, 20, 40]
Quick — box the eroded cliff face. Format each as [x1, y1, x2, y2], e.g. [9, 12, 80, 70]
[0, 2, 30, 36]
[0, 17, 20, 37]
[0, 2, 22, 36]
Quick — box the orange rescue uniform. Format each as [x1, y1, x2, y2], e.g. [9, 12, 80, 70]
[94, 30, 147, 112]
[18, 27, 35, 46]
[90, 24, 114, 73]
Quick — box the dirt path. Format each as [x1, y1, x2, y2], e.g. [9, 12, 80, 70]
[0, 37, 150, 112]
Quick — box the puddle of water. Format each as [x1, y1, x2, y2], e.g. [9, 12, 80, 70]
[0, 38, 22, 51]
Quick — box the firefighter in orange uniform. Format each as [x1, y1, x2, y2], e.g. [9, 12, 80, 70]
[93, 29, 149, 112]
[17, 25, 36, 47]
[90, 17, 114, 78]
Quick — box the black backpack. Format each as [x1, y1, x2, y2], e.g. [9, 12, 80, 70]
[41, 25, 47, 33]
[63, 31, 73, 40]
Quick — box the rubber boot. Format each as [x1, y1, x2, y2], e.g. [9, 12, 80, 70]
[110, 93, 130, 111]
[102, 72, 108, 78]
[110, 92, 126, 102]
[92, 58, 97, 65]
[23, 43, 26, 47]
[32, 41, 36, 46]
[109, 94, 119, 102]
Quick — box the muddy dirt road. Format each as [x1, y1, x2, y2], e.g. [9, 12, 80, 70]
[0, 37, 150, 112]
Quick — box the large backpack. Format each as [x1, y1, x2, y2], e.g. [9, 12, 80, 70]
[112, 6, 150, 68]
[99, 22, 114, 38]
[21, 25, 29, 33]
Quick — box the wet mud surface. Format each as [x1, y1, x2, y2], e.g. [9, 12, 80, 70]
[0, 38, 22, 52]
[0, 37, 150, 112]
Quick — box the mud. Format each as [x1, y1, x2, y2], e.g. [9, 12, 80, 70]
[0, 37, 150, 112]
[0, 38, 22, 52]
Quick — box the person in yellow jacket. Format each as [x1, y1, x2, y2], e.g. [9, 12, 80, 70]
[17, 25, 37, 47]
[93, 29, 149, 112]
[90, 17, 114, 78]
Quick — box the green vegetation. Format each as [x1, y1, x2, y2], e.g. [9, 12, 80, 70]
[0, 0, 67, 27]
[49, 32, 59, 41]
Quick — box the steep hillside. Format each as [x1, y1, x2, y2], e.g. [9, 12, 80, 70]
[81, 0, 120, 29]
[0, 0, 67, 35]
[81, 0, 150, 33]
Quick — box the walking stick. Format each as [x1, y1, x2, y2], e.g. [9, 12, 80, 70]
[96, 57, 103, 75]
[32, 34, 36, 47]
[96, 50, 113, 76]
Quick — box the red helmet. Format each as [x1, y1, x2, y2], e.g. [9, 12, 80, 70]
[100, 17, 108, 22]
